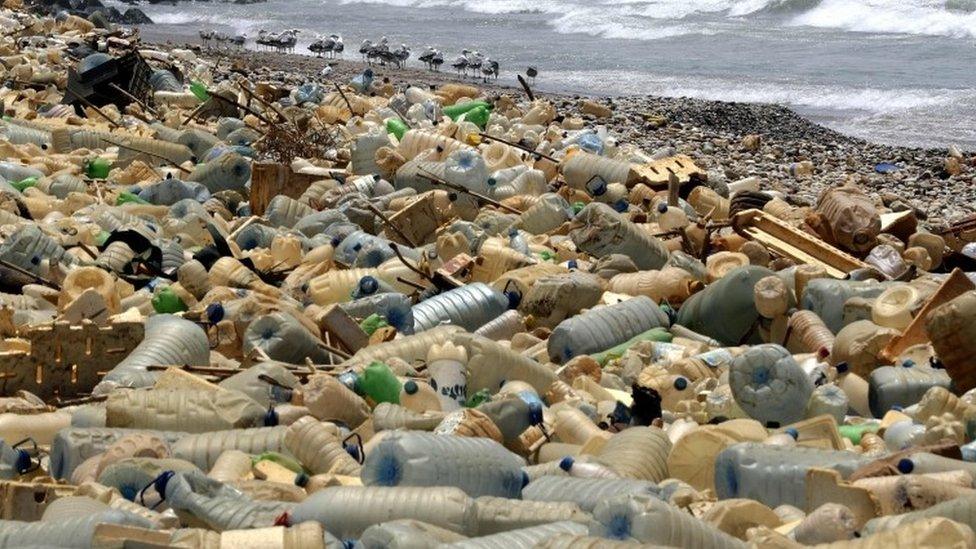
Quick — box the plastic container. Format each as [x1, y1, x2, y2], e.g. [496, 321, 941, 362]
[591, 494, 745, 548]
[284, 416, 361, 476]
[547, 296, 669, 363]
[342, 292, 415, 334]
[786, 310, 835, 359]
[303, 374, 371, 427]
[473, 496, 589, 536]
[561, 152, 633, 189]
[243, 312, 331, 364]
[815, 186, 881, 253]
[927, 291, 976, 393]
[676, 266, 778, 346]
[513, 193, 572, 235]
[521, 476, 659, 513]
[608, 268, 701, 305]
[105, 389, 266, 433]
[159, 471, 293, 531]
[570, 203, 669, 270]
[428, 342, 469, 411]
[412, 283, 514, 333]
[95, 315, 210, 394]
[443, 521, 588, 548]
[519, 272, 605, 327]
[473, 310, 527, 341]
[714, 442, 871, 508]
[802, 278, 893, 334]
[362, 431, 525, 498]
[729, 344, 813, 426]
[289, 486, 477, 538]
[171, 427, 288, 470]
[0, 510, 152, 547]
[358, 361, 403, 405]
[0, 411, 71, 446]
[868, 364, 952, 418]
[187, 152, 251, 194]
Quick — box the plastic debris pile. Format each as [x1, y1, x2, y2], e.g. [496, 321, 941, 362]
[2, 5, 976, 549]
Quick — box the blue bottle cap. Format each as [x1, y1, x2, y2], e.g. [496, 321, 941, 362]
[344, 444, 361, 462]
[567, 259, 578, 270]
[902, 359, 915, 368]
[505, 291, 521, 309]
[897, 458, 914, 474]
[263, 408, 279, 427]
[558, 456, 575, 471]
[13, 450, 30, 474]
[403, 380, 419, 395]
[205, 302, 225, 324]
[835, 362, 849, 374]
[785, 428, 799, 440]
[657, 202, 669, 214]
[358, 275, 379, 295]
[674, 377, 688, 390]
[521, 470, 530, 489]
[295, 472, 309, 487]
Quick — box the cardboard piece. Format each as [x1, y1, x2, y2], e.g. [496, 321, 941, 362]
[804, 468, 880, 526]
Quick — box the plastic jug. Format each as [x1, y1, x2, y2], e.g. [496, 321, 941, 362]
[412, 283, 514, 333]
[676, 266, 780, 346]
[570, 203, 669, 270]
[591, 494, 745, 548]
[284, 416, 361, 476]
[548, 296, 669, 363]
[521, 476, 658, 513]
[868, 363, 952, 418]
[729, 344, 814, 426]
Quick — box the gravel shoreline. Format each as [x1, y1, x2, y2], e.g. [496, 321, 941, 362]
[143, 35, 976, 228]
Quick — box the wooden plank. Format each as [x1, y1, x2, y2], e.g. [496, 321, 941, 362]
[248, 163, 324, 216]
[387, 192, 442, 246]
[733, 209, 869, 278]
[881, 268, 974, 363]
[314, 304, 369, 353]
[633, 154, 704, 188]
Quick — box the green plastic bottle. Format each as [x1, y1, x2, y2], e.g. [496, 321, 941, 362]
[357, 361, 402, 405]
[10, 177, 36, 192]
[116, 191, 148, 205]
[386, 118, 409, 140]
[443, 100, 491, 121]
[360, 313, 388, 336]
[190, 81, 210, 102]
[839, 423, 880, 445]
[590, 327, 673, 366]
[152, 286, 188, 314]
[464, 388, 491, 408]
[86, 157, 111, 179]
[461, 105, 490, 129]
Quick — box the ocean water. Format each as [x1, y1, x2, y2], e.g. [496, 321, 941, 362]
[124, 0, 976, 149]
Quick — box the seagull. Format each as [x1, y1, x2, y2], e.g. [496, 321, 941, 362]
[230, 33, 246, 48]
[481, 58, 499, 81]
[418, 46, 436, 70]
[198, 28, 215, 47]
[393, 44, 410, 69]
[359, 39, 373, 61]
[431, 50, 444, 71]
[332, 35, 344, 58]
[309, 34, 334, 57]
[452, 49, 470, 77]
[467, 50, 483, 76]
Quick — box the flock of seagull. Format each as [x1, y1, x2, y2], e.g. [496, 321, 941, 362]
[197, 28, 517, 81]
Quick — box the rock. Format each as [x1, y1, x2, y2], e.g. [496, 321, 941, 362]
[741, 134, 761, 152]
[579, 100, 612, 119]
[121, 7, 153, 24]
[945, 156, 963, 176]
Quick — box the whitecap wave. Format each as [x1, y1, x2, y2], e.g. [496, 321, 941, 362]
[788, 0, 976, 39]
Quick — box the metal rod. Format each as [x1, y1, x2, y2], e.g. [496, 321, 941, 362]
[98, 136, 192, 174]
[69, 91, 122, 128]
[417, 168, 522, 214]
[108, 82, 159, 117]
[517, 74, 535, 102]
[333, 83, 355, 114]
[0, 259, 60, 289]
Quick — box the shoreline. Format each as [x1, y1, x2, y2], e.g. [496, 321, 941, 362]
[141, 33, 976, 225]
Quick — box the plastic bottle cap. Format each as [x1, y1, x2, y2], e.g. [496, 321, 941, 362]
[785, 428, 799, 440]
[930, 357, 945, 369]
[613, 199, 629, 213]
[897, 458, 914, 474]
[263, 408, 279, 426]
[567, 260, 578, 270]
[359, 276, 379, 295]
[657, 202, 669, 213]
[891, 405, 904, 412]
[344, 444, 361, 462]
[558, 456, 575, 471]
[13, 450, 30, 474]
[836, 362, 849, 374]
[205, 303, 225, 324]
[674, 377, 688, 390]
[294, 472, 309, 487]
[902, 359, 915, 368]
[521, 471, 530, 488]
[403, 380, 419, 395]
[505, 291, 521, 309]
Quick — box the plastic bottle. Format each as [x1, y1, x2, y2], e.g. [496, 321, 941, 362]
[519, 272, 605, 327]
[588, 426, 671, 482]
[869, 363, 952, 418]
[95, 315, 210, 394]
[729, 344, 813, 426]
[303, 374, 371, 427]
[362, 431, 525, 498]
[290, 486, 477, 538]
[474, 310, 527, 341]
[0, 411, 71, 446]
[547, 296, 669, 363]
[0, 440, 31, 479]
[399, 380, 442, 412]
[592, 494, 745, 548]
[561, 152, 634, 190]
[171, 427, 289, 471]
[157, 471, 293, 532]
[512, 193, 572, 235]
[374, 403, 447, 432]
[801, 278, 893, 333]
[926, 291, 976, 393]
[284, 416, 361, 476]
[358, 361, 403, 405]
[676, 266, 779, 346]
[105, 389, 266, 433]
[786, 310, 835, 360]
[815, 186, 880, 252]
[714, 442, 871, 508]
[427, 342, 469, 411]
[570, 203, 670, 270]
[243, 312, 331, 364]
[521, 476, 659, 513]
[608, 268, 701, 305]
[412, 283, 515, 333]
[0, 510, 153, 547]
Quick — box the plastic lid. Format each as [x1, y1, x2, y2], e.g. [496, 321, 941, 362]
[613, 199, 629, 213]
[674, 377, 688, 390]
[902, 359, 916, 368]
[344, 444, 361, 462]
[294, 472, 309, 487]
[785, 428, 799, 440]
[403, 380, 419, 395]
[836, 362, 849, 374]
[505, 291, 521, 309]
[558, 456, 575, 471]
[205, 303, 225, 324]
[657, 202, 669, 213]
[521, 471, 530, 488]
[567, 259, 578, 270]
[897, 458, 914, 474]
[358, 276, 379, 295]
[13, 450, 30, 475]
[263, 408, 279, 427]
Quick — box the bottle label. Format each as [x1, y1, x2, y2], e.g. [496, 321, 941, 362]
[696, 349, 734, 369]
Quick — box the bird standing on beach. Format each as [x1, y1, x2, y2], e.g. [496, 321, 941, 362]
[482, 57, 499, 81]
[198, 29, 215, 47]
[332, 35, 344, 58]
[431, 50, 444, 71]
[309, 34, 334, 57]
[393, 44, 410, 69]
[452, 49, 470, 77]
[467, 51, 483, 76]
[231, 33, 246, 49]
[419, 46, 435, 70]
[359, 39, 373, 61]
